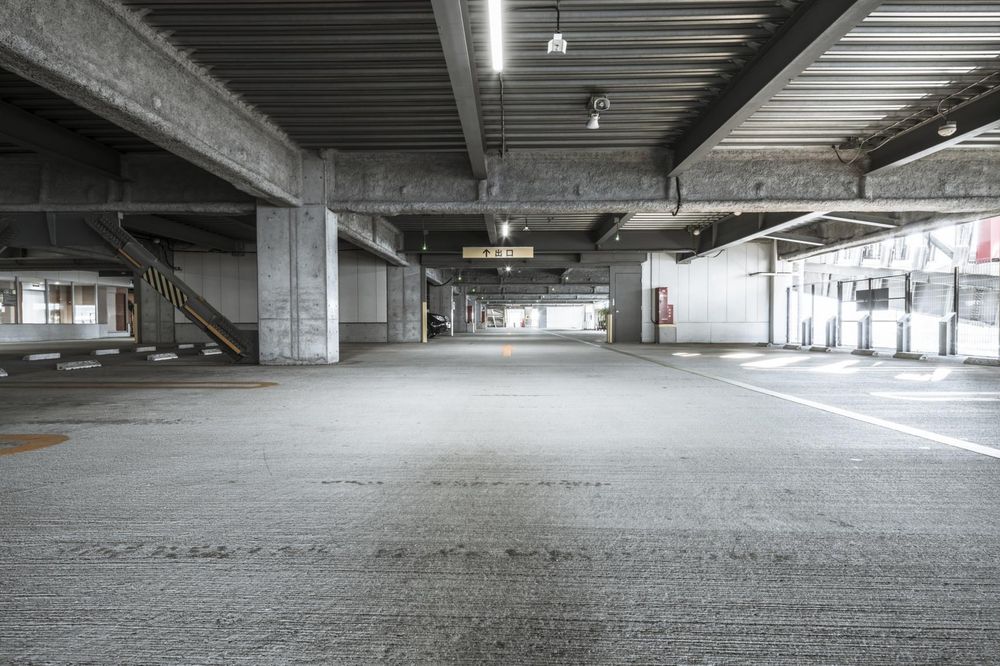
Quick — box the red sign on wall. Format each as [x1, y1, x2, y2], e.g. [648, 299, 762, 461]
[975, 217, 1000, 263]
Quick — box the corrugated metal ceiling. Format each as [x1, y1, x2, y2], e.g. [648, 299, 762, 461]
[469, 0, 805, 150]
[725, 2, 1000, 150]
[0, 70, 159, 154]
[121, 0, 467, 151]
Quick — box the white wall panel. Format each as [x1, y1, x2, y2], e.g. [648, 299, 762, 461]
[174, 252, 257, 324]
[338, 249, 388, 324]
[641, 243, 773, 343]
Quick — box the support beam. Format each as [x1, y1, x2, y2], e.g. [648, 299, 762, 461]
[818, 213, 899, 229]
[123, 215, 243, 252]
[337, 212, 407, 266]
[867, 86, 1000, 175]
[670, 0, 881, 175]
[485, 214, 500, 244]
[0, 256, 124, 271]
[405, 230, 693, 254]
[781, 211, 1000, 261]
[327, 149, 1000, 215]
[592, 213, 634, 246]
[695, 212, 826, 257]
[0, 100, 121, 179]
[761, 231, 826, 247]
[0, 0, 303, 205]
[431, 0, 487, 179]
[0, 154, 255, 214]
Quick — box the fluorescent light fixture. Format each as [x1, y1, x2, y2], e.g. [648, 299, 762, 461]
[488, 0, 504, 73]
[500, 221, 510, 237]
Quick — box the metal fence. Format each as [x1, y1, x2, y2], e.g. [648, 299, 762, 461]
[789, 267, 1000, 359]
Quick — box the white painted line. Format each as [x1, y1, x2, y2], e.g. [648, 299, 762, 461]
[871, 391, 1000, 402]
[177, 343, 195, 350]
[200, 348, 223, 356]
[135, 346, 156, 353]
[92, 348, 120, 356]
[57, 360, 102, 371]
[204, 342, 219, 348]
[23, 352, 61, 361]
[549, 333, 1000, 461]
[147, 352, 179, 362]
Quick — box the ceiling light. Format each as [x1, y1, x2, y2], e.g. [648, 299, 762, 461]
[488, 0, 504, 72]
[938, 119, 958, 137]
[586, 111, 600, 130]
[505, 265, 512, 273]
[692, 226, 701, 236]
[614, 231, 620, 242]
[547, 2, 567, 54]
[522, 221, 530, 232]
[733, 211, 742, 216]
[500, 220, 510, 237]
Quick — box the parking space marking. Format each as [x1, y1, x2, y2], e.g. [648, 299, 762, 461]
[0, 381, 276, 390]
[0, 434, 69, 457]
[549, 333, 1000, 460]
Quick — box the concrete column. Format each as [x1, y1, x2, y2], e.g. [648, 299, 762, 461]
[428, 284, 453, 319]
[537, 306, 548, 330]
[387, 256, 425, 342]
[137, 279, 174, 345]
[453, 291, 468, 333]
[257, 156, 339, 365]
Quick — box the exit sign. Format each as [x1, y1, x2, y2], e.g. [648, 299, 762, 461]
[463, 246, 535, 259]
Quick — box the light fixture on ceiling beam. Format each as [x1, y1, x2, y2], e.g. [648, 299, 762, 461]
[488, 0, 504, 72]
[938, 118, 958, 138]
[547, 1, 567, 55]
[500, 219, 510, 237]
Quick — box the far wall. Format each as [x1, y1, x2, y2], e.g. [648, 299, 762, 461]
[642, 243, 786, 343]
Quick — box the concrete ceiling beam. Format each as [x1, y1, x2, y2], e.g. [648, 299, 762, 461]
[403, 230, 692, 254]
[337, 212, 407, 266]
[0, 154, 255, 215]
[0, 0, 304, 206]
[327, 149, 1000, 215]
[123, 215, 243, 252]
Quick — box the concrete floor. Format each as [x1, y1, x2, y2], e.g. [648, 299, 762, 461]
[1, 330, 999, 663]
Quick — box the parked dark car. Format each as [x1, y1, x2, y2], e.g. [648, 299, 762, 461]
[427, 312, 450, 338]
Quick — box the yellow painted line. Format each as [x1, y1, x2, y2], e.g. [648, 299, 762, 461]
[0, 434, 69, 457]
[118, 249, 142, 269]
[0, 381, 276, 390]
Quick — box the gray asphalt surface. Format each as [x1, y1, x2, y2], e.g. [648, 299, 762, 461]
[1, 330, 998, 663]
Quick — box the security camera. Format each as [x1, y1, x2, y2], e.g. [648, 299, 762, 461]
[938, 120, 958, 137]
[589, 95, 611, 113]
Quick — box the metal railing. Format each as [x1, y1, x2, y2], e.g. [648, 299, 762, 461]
[789, 267, 1000, 359]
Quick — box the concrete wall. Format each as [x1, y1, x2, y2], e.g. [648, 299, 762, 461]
[339, 248, 388, 343]
[642, 243, 777, 343]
